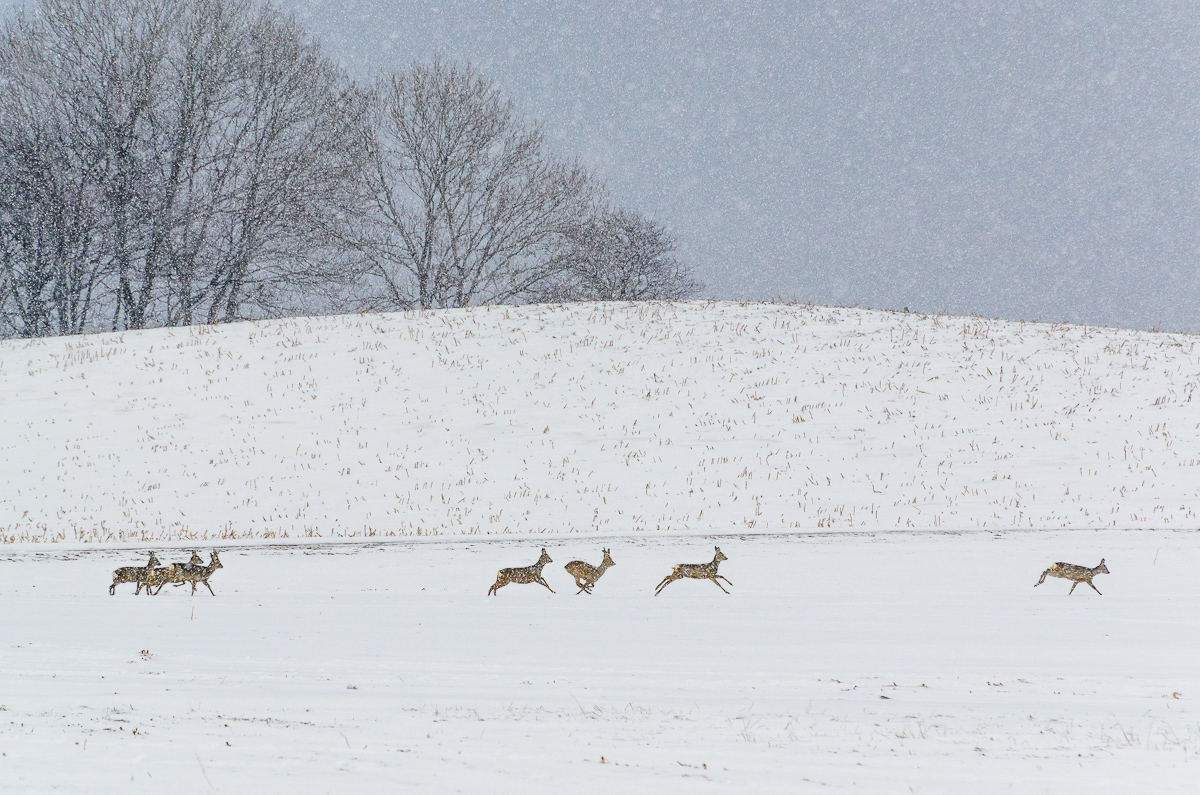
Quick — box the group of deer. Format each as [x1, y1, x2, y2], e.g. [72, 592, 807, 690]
[487, 546, 1110, 597]
[109, 546, 1108, 599]
[487, 546, 732, 596]
[109, 550, 223, 596]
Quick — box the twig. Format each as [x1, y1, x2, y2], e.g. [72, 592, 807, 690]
[194, 753, 215, 791]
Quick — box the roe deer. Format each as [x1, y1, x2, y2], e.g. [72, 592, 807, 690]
[564, 548, 615, 594]
[488, 548, 554, 595]
[655, 547, 731, 595]
[160, 551, 204, 588]
[1035, 558, 1110, 595]
[175, 551, 204, 572]
[171, 550, 223, 595]
[110, 552, 160, 595]
[141, 563, 180, 596]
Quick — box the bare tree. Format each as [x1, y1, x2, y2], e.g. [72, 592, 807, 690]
[30, 0, 182, 331]
[0, 0, 362, 336]
[538, 208, 701, 303]
[350, 59, 593, 310]
[4, 0, 241, 332]
[1, 7, 690, 341]
[147, 0, 255, 326]
[201, 5, 365, 324]
[0, 13, 108, 337]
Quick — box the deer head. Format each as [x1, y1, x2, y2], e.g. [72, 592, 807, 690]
[714, 547, 727, 563]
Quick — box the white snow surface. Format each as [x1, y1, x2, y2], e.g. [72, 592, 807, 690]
[2, 302, 1199, 791]
[2, 301, 1199, 543]
[1, 531, 1198, 792]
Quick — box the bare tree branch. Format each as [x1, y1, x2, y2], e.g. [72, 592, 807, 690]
[347, 59, 594, 310]
[537, 208, 702, 303]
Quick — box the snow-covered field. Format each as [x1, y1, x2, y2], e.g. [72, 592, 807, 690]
[3, 302, 1199, 543]
[2, 530, 1197, 793]
[2, 301, 1199, 791]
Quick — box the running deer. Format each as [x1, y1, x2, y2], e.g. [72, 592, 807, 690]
[170, 550, 223, 595]
[110, 552, 160, 595]
[1035, 558, 1110, 595]
[655, 547, 731, 595]
[162, 551, 204, 585]
[564, 548, 615, 594]
[175, 551, 204, 572]
[142, 563, 180, 596]
[488, 548, 555, 595]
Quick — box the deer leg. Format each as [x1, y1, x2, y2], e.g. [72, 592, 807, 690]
[1087, 580, 1102, 595]
[716, 575, 733, 586]
[1068, 581, 1078, 595]
[109, 583, 116, 596]
[536, 576, 555, 593]
[203, 580, 216, 596]
[709, 576, 731, 594]
[655, 574, 678, 595]
[1035, 570, 1048, 586]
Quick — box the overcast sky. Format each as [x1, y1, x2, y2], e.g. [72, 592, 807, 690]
[266, 3, 1198, 330]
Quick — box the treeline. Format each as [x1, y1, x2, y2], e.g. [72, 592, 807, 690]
[0, 0, 700, 339]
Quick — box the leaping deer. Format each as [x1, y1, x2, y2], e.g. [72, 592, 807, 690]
[564, 548, 615, 594]
[488, 548, 554, 595]
[655, 547, 731, 595]
[1035, 558, 1109, 595]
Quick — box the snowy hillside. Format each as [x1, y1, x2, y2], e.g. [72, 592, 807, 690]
[4, 302, 1199, 792]
[3, 301, 1198, 544]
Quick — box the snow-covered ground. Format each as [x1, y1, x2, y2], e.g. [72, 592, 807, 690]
[1, 530, 1197, 793]
[2, 302, 1199, 543]
[2, 302, 1199, 791]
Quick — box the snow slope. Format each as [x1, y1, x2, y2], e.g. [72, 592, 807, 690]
[2, 301, 1198, 543]
[3, 302, 1199, 792]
